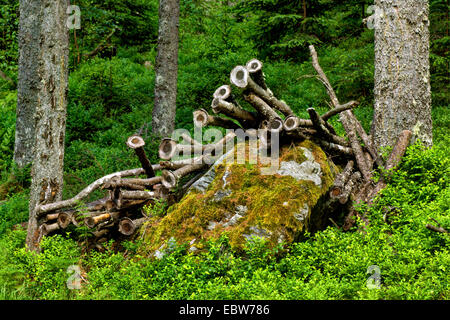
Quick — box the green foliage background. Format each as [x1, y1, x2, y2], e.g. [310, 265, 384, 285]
[0, 0, 448, 300]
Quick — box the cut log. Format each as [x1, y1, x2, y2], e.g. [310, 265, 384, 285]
[159, 138, 177, 160]
[36, 167, 162, 215]
[126, 135, 156, 179]
[43, 213, 59, 223]
[159, 138, 197, 160]
[85, 213, 113, 229]
[245, 58, 267, 90]
[41, 222, 60, 235]
[230, 65, 249, 89]
[211, 98, 259, 128]
[283, 115, 300, 131]
[119, 190, 158, 200]
[283, 115, 313, 131]
[231, 65, 294, 117]
[92, 228, 109, 239]
[103, 177, 147, 191]
[161, 162, 208, 189]
[244, 93, 279, 121]
[160, 132, 236, 161]
[268, 117, 284, 133]
[213, 85, 232, 100]
[159, 157, 204, 170]
[180, 133, 202, 148]
[57, 212, 72, 229]
[118, 217, 146, 236]
[193, 109, 240, 129]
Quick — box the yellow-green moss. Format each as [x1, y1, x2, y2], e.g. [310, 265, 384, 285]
[141, 139, 339, 254]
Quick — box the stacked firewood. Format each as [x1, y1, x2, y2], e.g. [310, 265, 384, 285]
[34, 45, 413, 248]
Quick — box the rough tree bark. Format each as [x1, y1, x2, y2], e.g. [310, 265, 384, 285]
[26, 0, 69, 252]
[372, 0, 432, 150]
[152, 0, 180, 138]
[14, 0, 41, 168]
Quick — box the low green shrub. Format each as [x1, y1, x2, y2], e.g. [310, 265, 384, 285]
[0, 191, 28, 236]
[0, 90, 16, 173]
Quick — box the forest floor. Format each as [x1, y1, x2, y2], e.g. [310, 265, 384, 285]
[0, 103, 448, 300]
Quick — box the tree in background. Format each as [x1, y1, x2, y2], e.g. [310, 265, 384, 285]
[25, 0, 69, 251]
[371, 0, 433, 150]
[152, 0, 180, 138]
[13, 0, 40, 169]
[234, 0, 373, 61]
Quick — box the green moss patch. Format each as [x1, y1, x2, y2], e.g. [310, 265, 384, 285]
[141, 140, 338, 255]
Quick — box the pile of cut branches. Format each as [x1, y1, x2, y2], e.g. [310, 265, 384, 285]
[33, 46, 412, 249]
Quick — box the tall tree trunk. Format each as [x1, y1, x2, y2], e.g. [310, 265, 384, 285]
[26, 0, 69, 252]
[371, 0, 432, 151]
[14, 0, 41, 168]
[152, 0, 180, 138]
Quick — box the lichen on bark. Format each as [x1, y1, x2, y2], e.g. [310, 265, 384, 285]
[25, 0, 69, 251]
[372, 0, 432, 150]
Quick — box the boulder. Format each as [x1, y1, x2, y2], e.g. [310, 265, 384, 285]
[142, 139, 340, 254]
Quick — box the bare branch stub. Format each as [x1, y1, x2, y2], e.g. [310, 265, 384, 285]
[126, 135, 156, 180]
[193, 108, 241, 130]
[213, 84, 232, 100]
[330, 160, 354, 198]
[246, 58, 268, 90]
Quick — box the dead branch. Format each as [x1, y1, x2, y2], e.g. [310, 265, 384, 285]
[425, 224, 448, 234]
[36, 166, 166, 215]
[321, 101, 359, 121]
[338, 171, 361, 204]
[308, 45, 371, 181]
[330, 160, 354, 198]
[83, 28, 116, 59]
[367, 130, 413, 202]
[307, 108, 348, 146]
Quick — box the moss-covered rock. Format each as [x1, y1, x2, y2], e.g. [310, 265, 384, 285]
[141, 139, 339, 256]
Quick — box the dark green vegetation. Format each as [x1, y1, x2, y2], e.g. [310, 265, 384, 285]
[0, 0, 448, 299]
